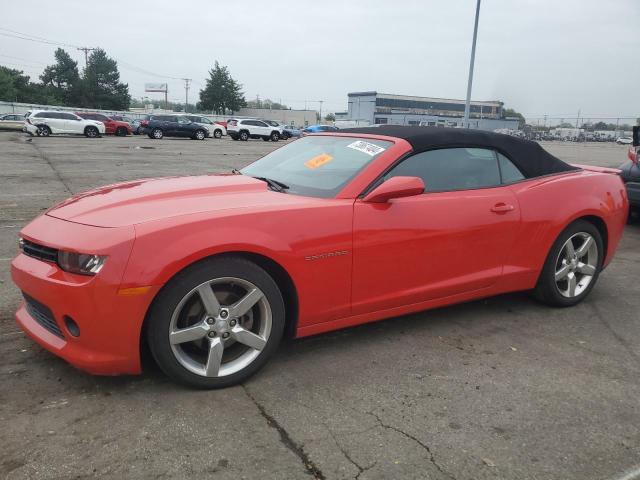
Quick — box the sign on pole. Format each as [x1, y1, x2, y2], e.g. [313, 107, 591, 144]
[144, 83, 168, 93]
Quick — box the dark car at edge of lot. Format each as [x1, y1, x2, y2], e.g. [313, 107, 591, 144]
[143, 114, 208, 140]
[619, 126, 640, 216]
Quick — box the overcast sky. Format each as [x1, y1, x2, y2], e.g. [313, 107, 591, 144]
[2, 0, 638, 122]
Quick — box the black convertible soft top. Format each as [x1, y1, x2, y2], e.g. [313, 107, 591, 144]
[339, 125, 579, 179]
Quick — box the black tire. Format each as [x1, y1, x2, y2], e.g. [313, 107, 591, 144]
[282, 132, 290, 140]
[239, 131, 249, 141]
[270, 131, 280, 142]
[84, 126, 99, 138]
[151, 128, 163, 140]
[115, 127, 127, 136]
[230, 135, 238, 141]
[533, 219, 603, 307]
[37, 125, 51, 137]
[146, 256, 286, 389]
[262, 136, 270, 142]
[213, 129, 223, 139]
[193, 129, 206, 141]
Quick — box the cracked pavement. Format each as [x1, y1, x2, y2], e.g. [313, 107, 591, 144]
[1, 132, 639, 479]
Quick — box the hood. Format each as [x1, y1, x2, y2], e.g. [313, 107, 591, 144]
[46, 174, 298, 227]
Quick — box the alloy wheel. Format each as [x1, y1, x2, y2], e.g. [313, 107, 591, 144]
[554, 232, 598, 298]
[169, 277, 272, 377]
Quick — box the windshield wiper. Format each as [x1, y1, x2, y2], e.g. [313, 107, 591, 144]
[251, 176, 289, 192]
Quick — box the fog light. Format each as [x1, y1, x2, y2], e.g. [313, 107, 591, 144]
[64, 316, 80, 337]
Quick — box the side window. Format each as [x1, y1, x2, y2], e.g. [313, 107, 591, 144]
[34, 112, 47, 118]
[497, 153, 525, 183]
[255, 121, 268, 127]
[177, 117, 190, 124]
[384, 148, 501, 192]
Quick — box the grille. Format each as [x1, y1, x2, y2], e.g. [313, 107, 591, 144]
[23, 293, 64, 339]
[22, 239, 58, 264]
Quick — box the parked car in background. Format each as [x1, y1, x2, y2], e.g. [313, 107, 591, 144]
[76, 112, 132, 136]
[110, 115, 136, 129]
[261, 120, 294, 139]
[302, 124, 339, 135]
[134, 115, 152, 135]
[143, 114, 208, 140]
[619, 126, 640, 215]
[25, 110, 105, 138]
[283, 125, 302, 138]
[0, 114, 25, 130]
[181, 115, 226, 138]
[227, 119, 282, 141]
[616, 137, 633, 145]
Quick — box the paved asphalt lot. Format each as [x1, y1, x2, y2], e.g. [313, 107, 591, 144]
[1, 131, 639, 480]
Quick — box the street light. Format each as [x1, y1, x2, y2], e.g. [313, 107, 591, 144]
[463, 0, 482, 128]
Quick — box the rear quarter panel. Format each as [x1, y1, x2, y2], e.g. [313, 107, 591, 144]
[498, 170, 628, 291]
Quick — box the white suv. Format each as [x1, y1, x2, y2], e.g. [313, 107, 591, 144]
[25, 110, 106, 138]
[182, 115, 227, 138]
[227, 119, 283, 142]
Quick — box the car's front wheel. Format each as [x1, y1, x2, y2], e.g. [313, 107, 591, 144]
[115, 127, 128, 136]
[270, 132, 280, 142]
[151, 128, 163, 139]
[534, 220, 603, 307]
[37, 125, 51, 137]
[193, 129, 206, 140]
[213, 129, 223, 139]
[239, 131, 249, 141]
[147, 256, 285, 388]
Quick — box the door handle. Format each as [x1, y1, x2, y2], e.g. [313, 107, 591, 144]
[491, 203, 514, 213]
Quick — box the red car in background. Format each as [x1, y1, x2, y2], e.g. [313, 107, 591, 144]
[75, 112, 132, 136]
[11, 126, 628, 388]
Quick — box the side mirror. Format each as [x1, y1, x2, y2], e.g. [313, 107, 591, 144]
[363, 176, 425, 203]
[633, 126, 639, 147]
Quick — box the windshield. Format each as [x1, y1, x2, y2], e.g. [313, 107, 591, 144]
[241, 136, 392, 198]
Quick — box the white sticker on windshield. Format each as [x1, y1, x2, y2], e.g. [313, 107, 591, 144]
[346, 140, 386, 156]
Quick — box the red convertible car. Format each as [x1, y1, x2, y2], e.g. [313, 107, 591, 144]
[11, 126, 628, 388]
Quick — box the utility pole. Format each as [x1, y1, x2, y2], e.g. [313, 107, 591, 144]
[575, 109, 581, 129]
[182, 78, 191, 113]
[77, 47, 96, 68]
[319, 100, 323, 122]
[463, 0, 481, 128]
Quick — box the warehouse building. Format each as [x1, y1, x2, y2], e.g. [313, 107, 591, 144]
[335, 91, 519, 131]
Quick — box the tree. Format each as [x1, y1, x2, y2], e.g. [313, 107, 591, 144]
[324, 113, 336, 122]
[557, 122, 574, 128]
[40, 48, 80, 105]
[502, 107, 526, 129]
[199, 61, 245, 114]
[81, 49, 130, 110]
[593, 121, 608, 130]
[0, 66, 56, 104]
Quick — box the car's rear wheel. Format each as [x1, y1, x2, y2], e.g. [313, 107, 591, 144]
[282, 132, 290, 140]
[115, 127, 127, 136]
[194, 129, 206, 140]
[239, 131, 249, 141]
[270, 131, 280, 142]
[37, 125, 51, 137]
[533, 220, 603, 307]
[147, 257, 285, 388]
[151, 128, 163, 139]
[213, 129, 223, 139]
[85, 126, 99, 138]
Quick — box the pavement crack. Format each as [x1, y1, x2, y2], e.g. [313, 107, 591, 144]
[26, 139, 73, 195]
[367, 410, 455, 480]
[590, 303, 640, 363]
[242, 385, 325, 479]
[327, 428, 375, 479]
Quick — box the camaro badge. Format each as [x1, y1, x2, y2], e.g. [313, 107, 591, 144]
[305, 250, 349, 261]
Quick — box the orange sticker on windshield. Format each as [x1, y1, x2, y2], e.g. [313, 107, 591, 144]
[305, 153, 333, 169]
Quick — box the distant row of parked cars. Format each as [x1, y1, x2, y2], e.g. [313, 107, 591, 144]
[1, 111, 341, 143]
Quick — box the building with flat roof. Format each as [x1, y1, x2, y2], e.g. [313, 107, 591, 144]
[335, 91, 519, 131]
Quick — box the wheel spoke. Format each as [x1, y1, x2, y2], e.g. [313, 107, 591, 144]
[170, 322, 208, 345]
[555, 262, 571, 281]
[576, 236, 594, 258]
[205, 337, 224, 377]
[577, 262, 596, 276]
[229, 288, 263, 318]
[564, 239, 576, 259]
[197, 284, 221, 316]
[567, 272, 577, 297]
[231, 326, 267, 351]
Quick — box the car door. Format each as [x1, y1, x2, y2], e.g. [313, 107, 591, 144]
[351, 147, 521, 316]
[176, 116, 192, 136]
[62, 113, 84, 133]
[47, 112, 69, 133]
[95, 114, 112, 134]
[254, 120, 270, 137]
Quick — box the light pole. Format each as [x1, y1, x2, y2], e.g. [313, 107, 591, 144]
[463, 0, 481, 128]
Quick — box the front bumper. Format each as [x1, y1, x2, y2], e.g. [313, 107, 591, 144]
[11, 215, 158, 375]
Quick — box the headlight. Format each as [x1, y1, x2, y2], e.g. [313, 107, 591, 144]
[18, 237, 24, 251]
[57, 251, 107, 275]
